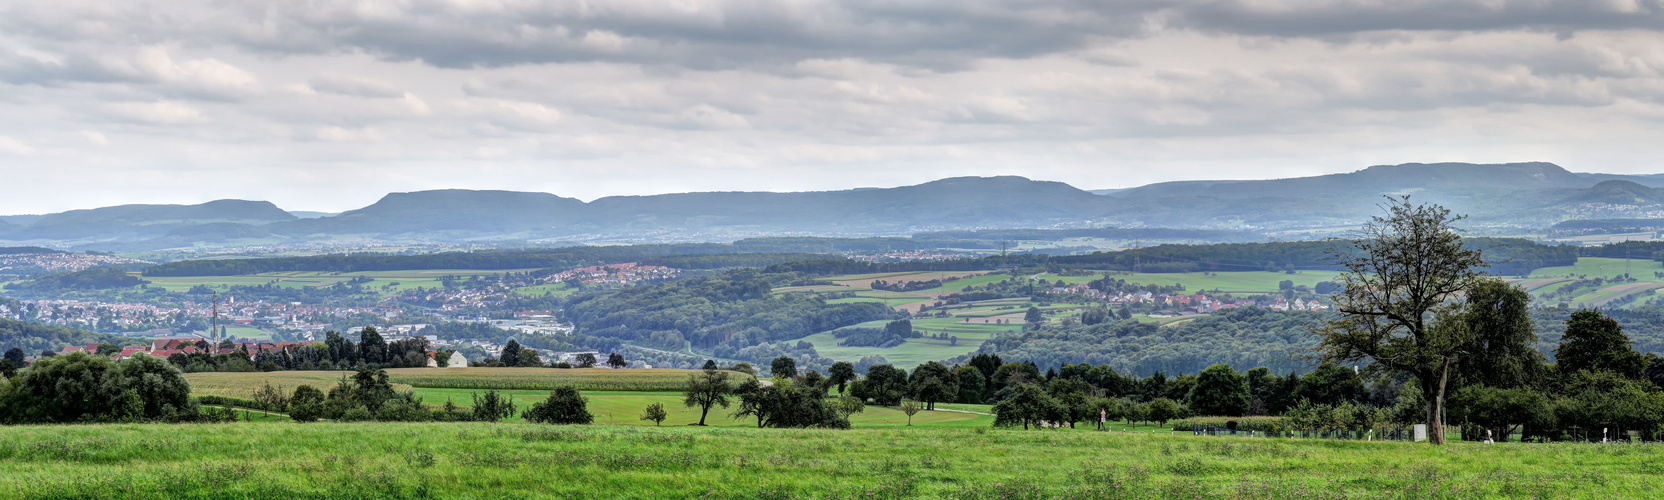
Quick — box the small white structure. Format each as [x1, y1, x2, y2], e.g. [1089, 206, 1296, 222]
[1413, 424, 1428, 442]
[427, 357, 438, 368]
[447, 353, 469, 368]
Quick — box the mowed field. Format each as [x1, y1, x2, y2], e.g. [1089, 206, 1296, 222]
[185, 368, 744, 398]
[1, 422, 1655, 499]
[406, 388, 990, 428]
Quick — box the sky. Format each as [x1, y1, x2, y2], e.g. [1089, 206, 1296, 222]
[2, 1, 1664, 214]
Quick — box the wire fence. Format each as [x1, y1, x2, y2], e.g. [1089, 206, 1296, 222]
[1187, 425, 1448, 442]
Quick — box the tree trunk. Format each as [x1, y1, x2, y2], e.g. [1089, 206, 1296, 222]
[1430, 356, 1455, 445]
[697, 405, 709, 426]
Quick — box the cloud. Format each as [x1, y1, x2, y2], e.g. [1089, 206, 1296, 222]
[0, 136, 35, 155]
[307, 74, 405, 98]
[4, 0, 1664, 215]
[102, 101, 206, 124]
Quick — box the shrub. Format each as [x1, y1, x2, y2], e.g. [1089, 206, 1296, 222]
[524, 386, 593, 425]
[470, 390, 517, 423]
[338, 406, 374, 422]
[1170, 416, 1282, 433]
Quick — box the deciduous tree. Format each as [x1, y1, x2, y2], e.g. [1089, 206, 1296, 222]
[1317, 196, 1489, 445]
[683, 367, 733, 426]
[1186, 364, 1249, 417]
[640, 402, 668, 426]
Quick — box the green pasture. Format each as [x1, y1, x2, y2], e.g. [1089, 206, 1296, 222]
[1529, 257, 1664, 279]
[2, 422, 1657, 499]
[184, 368, 748, 398]
[222, 326, 271, 340]
[909, 273, 1013, 294]
[408, 388, 989, 428]
[793, 317, 1019, 368]
[824, 296, 928, 308]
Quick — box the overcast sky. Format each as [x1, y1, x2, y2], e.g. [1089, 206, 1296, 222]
[3, 1, 1664, 214]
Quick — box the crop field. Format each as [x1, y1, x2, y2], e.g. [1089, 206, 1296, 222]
[185, 368, 747, 398]
[140, 269, 541, 295]
[2, 422, 1657, 499]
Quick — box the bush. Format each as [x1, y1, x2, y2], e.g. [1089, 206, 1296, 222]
[1170, 416, 1282, 433]
[338, 406, 374, 422]
[289, 403, 323, 423]
[2, 352, 190, 424]
[523, 386, 593, 425]
[470, 390, 517, 423]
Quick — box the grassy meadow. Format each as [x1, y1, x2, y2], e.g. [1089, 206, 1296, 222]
[185, 368, 750, 398]
[406, 388, 991, 428]
[1, 421, 1658, 499]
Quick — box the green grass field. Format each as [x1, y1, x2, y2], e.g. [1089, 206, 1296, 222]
[407, 388, 990, 428]
[184, 368, 751, 398]
[1529, 257, 1664, 279]
[1, 422, 1654, 499]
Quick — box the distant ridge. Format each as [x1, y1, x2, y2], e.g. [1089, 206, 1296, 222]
[6, 163, 1664, 249]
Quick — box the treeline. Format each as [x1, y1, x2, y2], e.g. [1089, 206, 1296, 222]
[0, 318, 134, 357]
[767, 237, 1576, 277]
[0, 246, 62, 255]
[163, 328, 437, 373]
[142, 244, 839, 277]
[229, 369, 537, 423]
[0, 352, 238, 424]
[139, 236, 1585, 278]
[967, 308, 1321, 376]
[912, 228, 1265, 247]
[708, 228, 1265, 254]
[966, 305, 1664, 377]
[4, 267, 147, 291]
[561, 270, 894, 354]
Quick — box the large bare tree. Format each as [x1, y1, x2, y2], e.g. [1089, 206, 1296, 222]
[1318, 197, 1487, 445]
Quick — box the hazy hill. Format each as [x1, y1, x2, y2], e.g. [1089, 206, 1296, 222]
[1099, 162, 1664, 227]
[1562, 180, 1664, 205]
[7, 163, 1664, 249]
[2, 200, 294, 241]
[269, 189, 587, 237]
[582, 176, 1112, 233]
